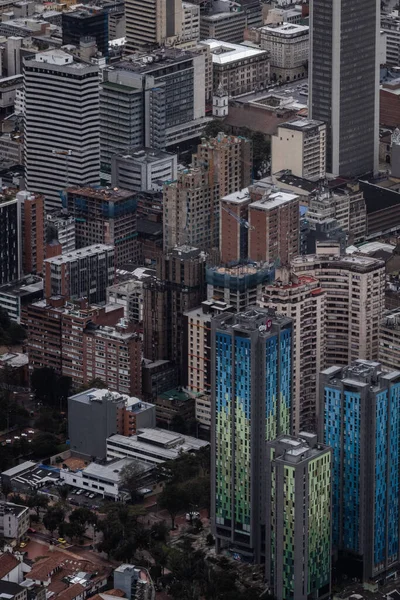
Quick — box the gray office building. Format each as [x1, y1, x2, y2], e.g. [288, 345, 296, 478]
[309, 0, 379, 177]
[68, 388, 156, 460]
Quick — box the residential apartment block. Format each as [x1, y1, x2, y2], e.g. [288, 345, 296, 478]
[320, 360, 400, 581]
[379, 308, 400, 371]
[44, 244, 115, 304]
[0, 501, 29, 541]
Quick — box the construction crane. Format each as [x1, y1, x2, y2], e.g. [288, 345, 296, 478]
[221, 204, 255, 230]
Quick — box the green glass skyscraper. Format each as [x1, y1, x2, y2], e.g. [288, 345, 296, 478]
[266, 433, 332, 600]
[211, 307, 293, 562]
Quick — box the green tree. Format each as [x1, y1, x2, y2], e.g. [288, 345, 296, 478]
[63, 520, 85, 542]
[43, 506, 65, 535]
[31, 433, 59, 459]
[158, 483, 188, 530]
[1, 481, 12, 500]
[57, 485, 70, 504]
[27, 492, 49, 518]
[69, 507, 97, 527]
[119, 461, 144, 503]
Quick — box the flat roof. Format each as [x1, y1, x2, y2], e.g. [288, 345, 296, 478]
[1, 461, 36, 477]
[44, 243, 113, 265]
[66, 186, 135, 200]
[250, 191, 298, 210]
[201, 39, 267, 65]
[221, 188, 251, 205]
[279, 117, 324, 131]
[261, 22, 309, 35]
[83, 458, 151, 483]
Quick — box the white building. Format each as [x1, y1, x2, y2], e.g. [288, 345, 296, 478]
[291, 245, 385, 366]
[111, 148, 178, 193]
[60, 458, 151, 501]
[23, 50, 100, 211]
[260, 270, 326, 433]
[0, 502, 29, 541]
[261, 22, 309, 82]
[107, 428, 209, 465]
[272, 118, 326, 181]
[200, 39, 269, 97]
[107, 268, 154, 323]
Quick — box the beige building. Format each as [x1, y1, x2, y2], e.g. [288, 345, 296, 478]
[379, 308, 400, 371]
[163, 134, 252, 251]
[200, 39, 269, 97]
[272, 118, 326, 181]
[291, 245, 386, 366]
[125, 0, 182, 51]
[261, 22, 309, 82]
[260, 270, 326, 434]
[181, 2, 200, 43]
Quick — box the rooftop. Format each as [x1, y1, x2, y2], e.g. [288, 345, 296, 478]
[0, 353, 29, 368]
[111, 47, 194, 75]
[44, 244, 114, 265]
[81, 458, 152, 483]
[250, 190, 299, 210]
[0, 500, 28, 518]
[0, 275, 43, 298]
[291, 252, 385, 272]
[271, 433, 328, 465]
[278, 117, 325, 132]
[261, 22, 309, 36]
[213, 307, 292, 334]
[200, 39, 267, 65]
[0, 581, 25, 598]
[69, 388, 153, 414]
[114, 148, 176, 164]
[66, 186, 135, 201]
[0, 554, 19, 580]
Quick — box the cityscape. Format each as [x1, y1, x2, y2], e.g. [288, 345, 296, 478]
[0, 0, 399, 599]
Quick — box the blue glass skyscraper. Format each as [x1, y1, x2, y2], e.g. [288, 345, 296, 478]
[210, 307, 293, 562]
[320, 360, 400, 581]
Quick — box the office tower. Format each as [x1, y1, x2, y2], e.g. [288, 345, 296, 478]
[181, 2, 200, 43]
[143, 246, 206, 370]
[266, 433, 332, 600]
[292, 246, 385, 366]
[100, 49, 207, 178]
[65, 187, 137, 266]
[211, 307, 293, 561]
[68, 389, 155, 460]
[111, 149, 177, 192]
[379, 308, 400, 371]
[17, 191, 45, 276]
[200, 0, 262, 44]
[125, 0, 182, 52]
[184, 299, 232, 394]
[46, 211, 76, 255]
[271, 119, 326, 180]
[163, 134, 252, 251]
[0, 191, 21, 286]
[320, 360, 400, 581]
[44, 244, 115, 303]
[62, 9, 109, 57]
[309, 0, 379, 177]
[261, 269, 326, 433]
[24, 50, 100, 211]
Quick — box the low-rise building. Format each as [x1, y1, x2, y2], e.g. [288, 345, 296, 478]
[200, 39, 269, 97]
[111, 149, 177, 193]
[155, 388, 195, 428]
[261, 22, 309, 82]
[0, 581, 27, 600]
[107, 428, 209, 465]
[60, 458, 152, 501]
[0, 276, 43, 323]
[0, 502, 29, 541]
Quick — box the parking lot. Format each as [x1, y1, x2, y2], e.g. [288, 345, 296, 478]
[63, 486, 105, 510]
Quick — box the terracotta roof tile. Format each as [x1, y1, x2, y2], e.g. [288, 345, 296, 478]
[0, 554, 19, 579]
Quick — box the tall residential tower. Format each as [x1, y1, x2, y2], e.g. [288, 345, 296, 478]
[211, 307, 293, 561]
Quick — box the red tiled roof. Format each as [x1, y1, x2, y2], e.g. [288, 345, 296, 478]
[0, 553, 19, 579]
[55, 583, 85, 600]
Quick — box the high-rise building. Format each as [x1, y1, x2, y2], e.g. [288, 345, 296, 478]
[163, 134, 252, 251]
[125, 0, 182, 52]
[211, 307, 293, 561]
[62, 9, 109, 57]
[271, 119, 326, 181]
[266, 433, 332, 600]
[65, 187, 137, 266]
[184, 299, 232, 395]
[320, 360, 400, 581]
[261, 269, 326, 433]
[44, 244, 115, 304]
[46, 210, 76, 255]
[143, 246, 206, 371]
[309, 0, 379, 176]
[24, 50, 100, 210]
[379, 308, 400, 371]
[0, 191, 21, 285]
[291, 246, 385, 366]
[18, 191, 45, 276]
